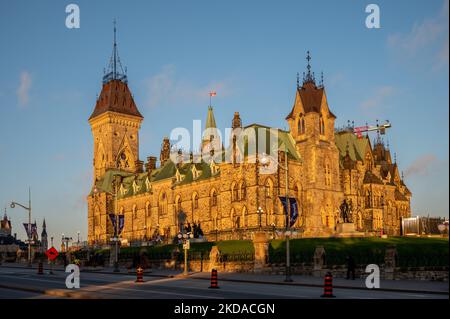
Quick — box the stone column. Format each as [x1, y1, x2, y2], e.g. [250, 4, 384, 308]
[384, 244, 397, 280]
[253, 231, 269, 273]
[313, 245, 326, 277]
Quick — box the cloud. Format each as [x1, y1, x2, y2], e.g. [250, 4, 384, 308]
[387, 0, 449, 70]
[16, 71, 32, 107]
[144, 65, 233, 108]
[404, 154, 438, 178]
[361, 86, 395, 109]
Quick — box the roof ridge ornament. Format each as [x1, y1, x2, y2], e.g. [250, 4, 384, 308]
[103, 19, 128, 84]
[303, 50, 315, 84]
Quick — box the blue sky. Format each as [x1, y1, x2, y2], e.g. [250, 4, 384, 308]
[0, 0, 448, 247]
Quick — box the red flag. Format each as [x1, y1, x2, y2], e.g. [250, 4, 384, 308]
[209, 91, 217, 97]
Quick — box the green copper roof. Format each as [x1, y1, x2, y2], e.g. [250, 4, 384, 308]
[205, 106, 217, 129]
[335, 131, 370, 162]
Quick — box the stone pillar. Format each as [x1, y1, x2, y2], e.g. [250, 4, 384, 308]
[384, 244, 397, 280]
[253, 231, 269, 273]
[209, 246, 220, 272]
[313, 245, 326, 277]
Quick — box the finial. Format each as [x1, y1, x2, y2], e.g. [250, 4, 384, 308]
[401, 171, 404, 180]
[320, 71, 324, 87]
[103, 19, 128, 84]
[296, 72, 300, 88]
[306, 50, 311, 75]
[394, 152, 397, 163]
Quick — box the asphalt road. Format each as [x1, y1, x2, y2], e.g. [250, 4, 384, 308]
[0, 267, 447, 299]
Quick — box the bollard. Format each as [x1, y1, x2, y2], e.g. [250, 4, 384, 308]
[209, 268, 219, 289]
[320, 272, 335, 298]
[37, 262, 44, 275]
[135, 266, 144, 283]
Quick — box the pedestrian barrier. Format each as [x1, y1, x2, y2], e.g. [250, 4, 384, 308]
[321, 272, 335, 298]
[37, 262, 44, 275]
[209, 268, 219, 289]
[135, 266, 144, 283]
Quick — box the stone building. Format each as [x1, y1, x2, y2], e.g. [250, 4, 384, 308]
[87, 36, 411, 245]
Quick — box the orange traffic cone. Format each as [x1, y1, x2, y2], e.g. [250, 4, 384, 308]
[209, 268, 219, 289]
[135, 266, 144, 283]
[37, 262, 44, 275]
[321, 272, 336, 298]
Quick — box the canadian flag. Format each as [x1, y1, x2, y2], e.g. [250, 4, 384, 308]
[209, 91, 217, 97]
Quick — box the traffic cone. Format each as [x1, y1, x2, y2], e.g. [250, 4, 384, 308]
[321, 272, 335, 298]
[37, 262, 44, 275]
[135, 266, 144, 283]
[209, 268, 219, 289]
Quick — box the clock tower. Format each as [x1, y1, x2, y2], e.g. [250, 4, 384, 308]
[88, 22, 143, 182]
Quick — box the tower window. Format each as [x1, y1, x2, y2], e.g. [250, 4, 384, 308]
[319, 115, 325, 135]
[297, 113, 305, 135]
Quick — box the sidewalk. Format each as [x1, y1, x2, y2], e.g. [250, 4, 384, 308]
[2, 263, 448, 295]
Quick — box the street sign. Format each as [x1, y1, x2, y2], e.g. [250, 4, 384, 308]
[183, 240, 190, 250]
[46, 247, 59, 261]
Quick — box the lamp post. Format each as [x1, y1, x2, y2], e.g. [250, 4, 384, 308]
[257, 207, 264, 230]
[178, 231, 193, 276]
[93, 175, 122, 272]
[77, 231, 80, 247]
[50, 236, 54, 274]
[260, 143, 293, 282]
[10, 187, 32, 267]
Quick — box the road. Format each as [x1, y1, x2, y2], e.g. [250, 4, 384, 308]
[0, 266, 447, 299]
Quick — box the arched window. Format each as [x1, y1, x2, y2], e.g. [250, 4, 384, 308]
[297, 113, 305, 135]
[211, 189, 218, 207]
[240, 181, 246, 200]
[174, 195, 181, 212]
[145, 201, 151, 217]
[265, 179, 273, 198]
[159, 191, 168, 215]
[192, 193, 199, 210]
[231, 182, 238, 202]
[365, 190, 371, 208]
[319, 114, 325, 135]
[242, 206, 248, 228]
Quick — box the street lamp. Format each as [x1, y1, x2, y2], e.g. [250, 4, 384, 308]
[260, 144, 293, 282]
[257, 207, 264, 230]
[10, 187, 32, 267]
[93, 175, 122, 272]
[77, 231, 81, 246]
[178, 231, 193, 276]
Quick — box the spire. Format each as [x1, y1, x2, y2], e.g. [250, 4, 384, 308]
[103, 19, 128, 84]
[205, 106, 217, 129]
[42, 218, 46, 229]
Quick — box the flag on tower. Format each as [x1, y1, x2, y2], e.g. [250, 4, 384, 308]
[209, 91, 217, 97]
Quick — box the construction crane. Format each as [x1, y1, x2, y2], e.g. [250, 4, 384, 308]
[353, 120, 391, 138]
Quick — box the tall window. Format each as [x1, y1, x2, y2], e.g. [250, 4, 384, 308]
[239, 181, 246, 200]
[159, 192, 168, 215]
[297, 113, 305, 135]
[192, 193, 199, 210]
[319, 114, 325, 135]
[265, 179, 273, 198]
[231, 182, 238, 202]
[324, 160, 331, 186]
[211, 189, 218, 207]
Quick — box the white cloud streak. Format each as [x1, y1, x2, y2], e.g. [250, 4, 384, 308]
[17, 71, 32, 107]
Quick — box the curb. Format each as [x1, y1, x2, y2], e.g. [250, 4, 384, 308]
[0, 283, 102, 299]
[188, 276, 450, 295]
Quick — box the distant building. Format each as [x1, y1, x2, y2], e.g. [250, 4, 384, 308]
[0, 212, 12, 237]
[40, 219, 48, 253]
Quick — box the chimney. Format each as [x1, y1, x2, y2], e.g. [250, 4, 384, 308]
[146, 156, 157, 172]
[135, 160, 144, 173]
[160, 137, 171, 167]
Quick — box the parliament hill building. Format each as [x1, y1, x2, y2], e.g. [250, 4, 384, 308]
[87, 35, 411, 245]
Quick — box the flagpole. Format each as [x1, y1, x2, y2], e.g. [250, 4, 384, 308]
[28, 187, 32, 267]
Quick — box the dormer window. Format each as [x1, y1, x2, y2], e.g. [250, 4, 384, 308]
[210, 161, 219, 175]
[145, 177, 151, 192]
[191, 166, 201, 179]
[132, 180, 141, 194]
[175, 169, 185, 182]
[119, 184, 128, 196]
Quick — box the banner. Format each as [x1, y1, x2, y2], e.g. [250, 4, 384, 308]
[109, 213, 117, 236]
[279, 197, 299, 227]
[109, 214, 125, 236]
[118, 215, 125, 235]
[23, 223, 31, 239]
